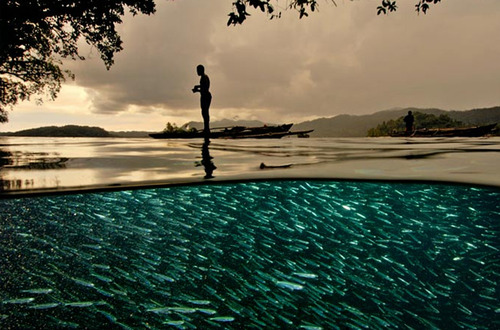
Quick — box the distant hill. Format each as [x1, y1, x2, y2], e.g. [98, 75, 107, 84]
[447, 107, 500, 125]
[0, 125, 111, 137]
[293, 106, 500, 137]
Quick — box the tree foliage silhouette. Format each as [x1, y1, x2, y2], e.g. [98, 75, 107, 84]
[228, 0, 442, 25]
[0, 0, 156, 122]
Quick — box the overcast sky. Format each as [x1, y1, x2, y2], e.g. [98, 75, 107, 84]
[3, 0, 500, 132]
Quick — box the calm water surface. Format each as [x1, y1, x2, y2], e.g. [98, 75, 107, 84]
[1, 137, 499, 329]
[1, 136, 499, 194]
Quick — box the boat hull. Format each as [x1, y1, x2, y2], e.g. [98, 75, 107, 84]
[149, 124, 299, 139]
[390, 123, 497, 138]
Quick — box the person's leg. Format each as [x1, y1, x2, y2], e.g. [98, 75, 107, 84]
[202, 108, 210, 135]
[201, 95, 211, 137]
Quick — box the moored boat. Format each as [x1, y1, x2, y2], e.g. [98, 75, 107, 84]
[390, 123, 497, 138]
[149, 123, 312, 139]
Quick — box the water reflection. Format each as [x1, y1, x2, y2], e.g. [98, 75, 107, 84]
[6, 152, 68, 169]
[1, 136, 500, 196]
[0, 150, 11, 191]
[197, 139, 217, 179]
[0, 147, 68, 191]
[0, 150, 10, 167]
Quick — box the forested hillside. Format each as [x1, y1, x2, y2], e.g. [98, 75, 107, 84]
[367, 113, 465, 137]
[0, 125, 111, 137]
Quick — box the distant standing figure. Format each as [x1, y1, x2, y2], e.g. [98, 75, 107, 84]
[192, 65, 212, 137]
[404, 111, 414, 134]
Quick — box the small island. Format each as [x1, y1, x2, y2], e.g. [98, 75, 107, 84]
[0, 125, 111, 137]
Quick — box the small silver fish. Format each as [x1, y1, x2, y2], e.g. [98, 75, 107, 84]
[20, 288, 53, 294]
[29, 303, 60, 309]
[65, 301, 94, 308]
[276, 281, 304, 291]
[3, 297, 35, 304]
[209, 316, 235, 322]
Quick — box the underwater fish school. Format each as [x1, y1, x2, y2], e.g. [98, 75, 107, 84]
[1, 137, 499, 329]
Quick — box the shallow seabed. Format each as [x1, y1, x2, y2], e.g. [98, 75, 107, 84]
[1, 181, 499, 329]
[1, 136, 500, 196]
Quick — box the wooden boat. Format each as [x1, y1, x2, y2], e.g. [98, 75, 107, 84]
[225, 129, 314, 139]
[149, 124, 312, 139]
[390, 123, 497, 138]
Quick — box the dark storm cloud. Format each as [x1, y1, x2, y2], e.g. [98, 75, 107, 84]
[68, 0, 226, 113]
[66, 0, 500, 121]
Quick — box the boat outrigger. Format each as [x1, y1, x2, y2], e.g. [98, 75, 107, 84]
[390, 123, 497, 138]
[149, 124, 314, 139]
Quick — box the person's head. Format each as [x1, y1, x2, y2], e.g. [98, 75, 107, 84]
[408, 111, 412, 115]
[196, 65, 205, 76]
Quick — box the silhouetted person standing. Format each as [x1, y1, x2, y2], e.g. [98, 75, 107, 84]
[404, 111, 414, 135]
[192, 65, 212, 138]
